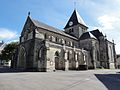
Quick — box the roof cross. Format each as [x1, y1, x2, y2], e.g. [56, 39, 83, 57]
[28, 11, 30, 16]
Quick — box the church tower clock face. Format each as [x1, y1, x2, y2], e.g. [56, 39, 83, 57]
[69, 21, 73, 26]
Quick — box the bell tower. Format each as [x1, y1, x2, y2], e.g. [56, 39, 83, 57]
[64, 9, 88, 38]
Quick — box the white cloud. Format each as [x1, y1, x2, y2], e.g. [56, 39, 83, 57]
[97, 15, 120, 30]
[0, 28, 18, 41]
[90, 15, 120, 54]
[78, 0, 120, 54]
[96, 15, 120, 54]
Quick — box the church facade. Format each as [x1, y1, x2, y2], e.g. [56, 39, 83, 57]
[15, 10, 116, 71]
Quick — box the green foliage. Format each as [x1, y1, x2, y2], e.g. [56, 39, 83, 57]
[0, 42, 18, 62]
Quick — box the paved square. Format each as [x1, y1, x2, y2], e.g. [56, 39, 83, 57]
[0, 69, 120, 90]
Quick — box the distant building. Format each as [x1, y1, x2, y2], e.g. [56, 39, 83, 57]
[15, 9, 116, 71]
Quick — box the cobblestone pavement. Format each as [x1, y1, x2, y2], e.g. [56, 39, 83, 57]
[0, 68, 120, 90]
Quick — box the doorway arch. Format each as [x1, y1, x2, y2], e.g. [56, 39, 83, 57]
[54, 51, 60, 70]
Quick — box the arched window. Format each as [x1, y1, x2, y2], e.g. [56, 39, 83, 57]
[48, 36, 52, 41]
[44, 33, 47, 39]
[39, 47, 44, 59]
[51, 36, 55, 42]
[64, 40, 66, 44]
[55, 37, 58, 42]
[67, 41, 70, 46]
[70, 41, 73, 47]
[67, 51, 70, 60]
[77, 53, 79, 61]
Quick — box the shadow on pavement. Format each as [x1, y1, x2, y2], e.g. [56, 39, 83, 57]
[95, 74, 120, 90]
[0, 67, 26, 73]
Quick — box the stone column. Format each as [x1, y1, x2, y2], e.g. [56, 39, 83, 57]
[75, 52, 78, 69]
[64, 51, 69, 71]
[65, 60, 69, 71]
[92, 48, 96, 69]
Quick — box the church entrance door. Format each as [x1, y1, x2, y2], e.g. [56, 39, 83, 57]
[55, 57, 59, 70]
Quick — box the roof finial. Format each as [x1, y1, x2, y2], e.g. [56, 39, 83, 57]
[28, 11, 30, 16]
[112, 39, 114, 43]
[74, 1, 76, 10]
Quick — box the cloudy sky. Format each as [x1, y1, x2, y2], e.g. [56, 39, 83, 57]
[0, 0, 120, 54]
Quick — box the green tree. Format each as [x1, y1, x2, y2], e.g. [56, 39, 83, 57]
[0, 42, 18, 62]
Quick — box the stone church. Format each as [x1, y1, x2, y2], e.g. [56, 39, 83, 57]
[15, 9, 116, 71]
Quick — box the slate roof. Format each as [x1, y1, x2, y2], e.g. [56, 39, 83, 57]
[79, 32, 97, 40]
[90, 29, 103, 39]
[31, 19, 78, 40]
[64, 10, 87, 29]
[76, 10, 87, 26]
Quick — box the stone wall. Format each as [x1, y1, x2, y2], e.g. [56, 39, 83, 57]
[99, 36, 109, 68]
[79, 38, 100, 69]
[45, 41, 89, 71]
[17, 39, 35, 70]
[65, 24, 87, 38]
[107, 41, 115, 69]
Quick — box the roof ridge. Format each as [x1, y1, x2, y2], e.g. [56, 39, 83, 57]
[75, 10, 87, 26]
[88, 32, 97, 39]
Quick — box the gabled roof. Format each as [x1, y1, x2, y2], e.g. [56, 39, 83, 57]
[31, 18, 78, 40]
[79, 32, 97, 40]
[76, 10, 87, 26]
[64, 9, 87, 29]
[89, 32, 97, 39]
[90, 29, 103, 39]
